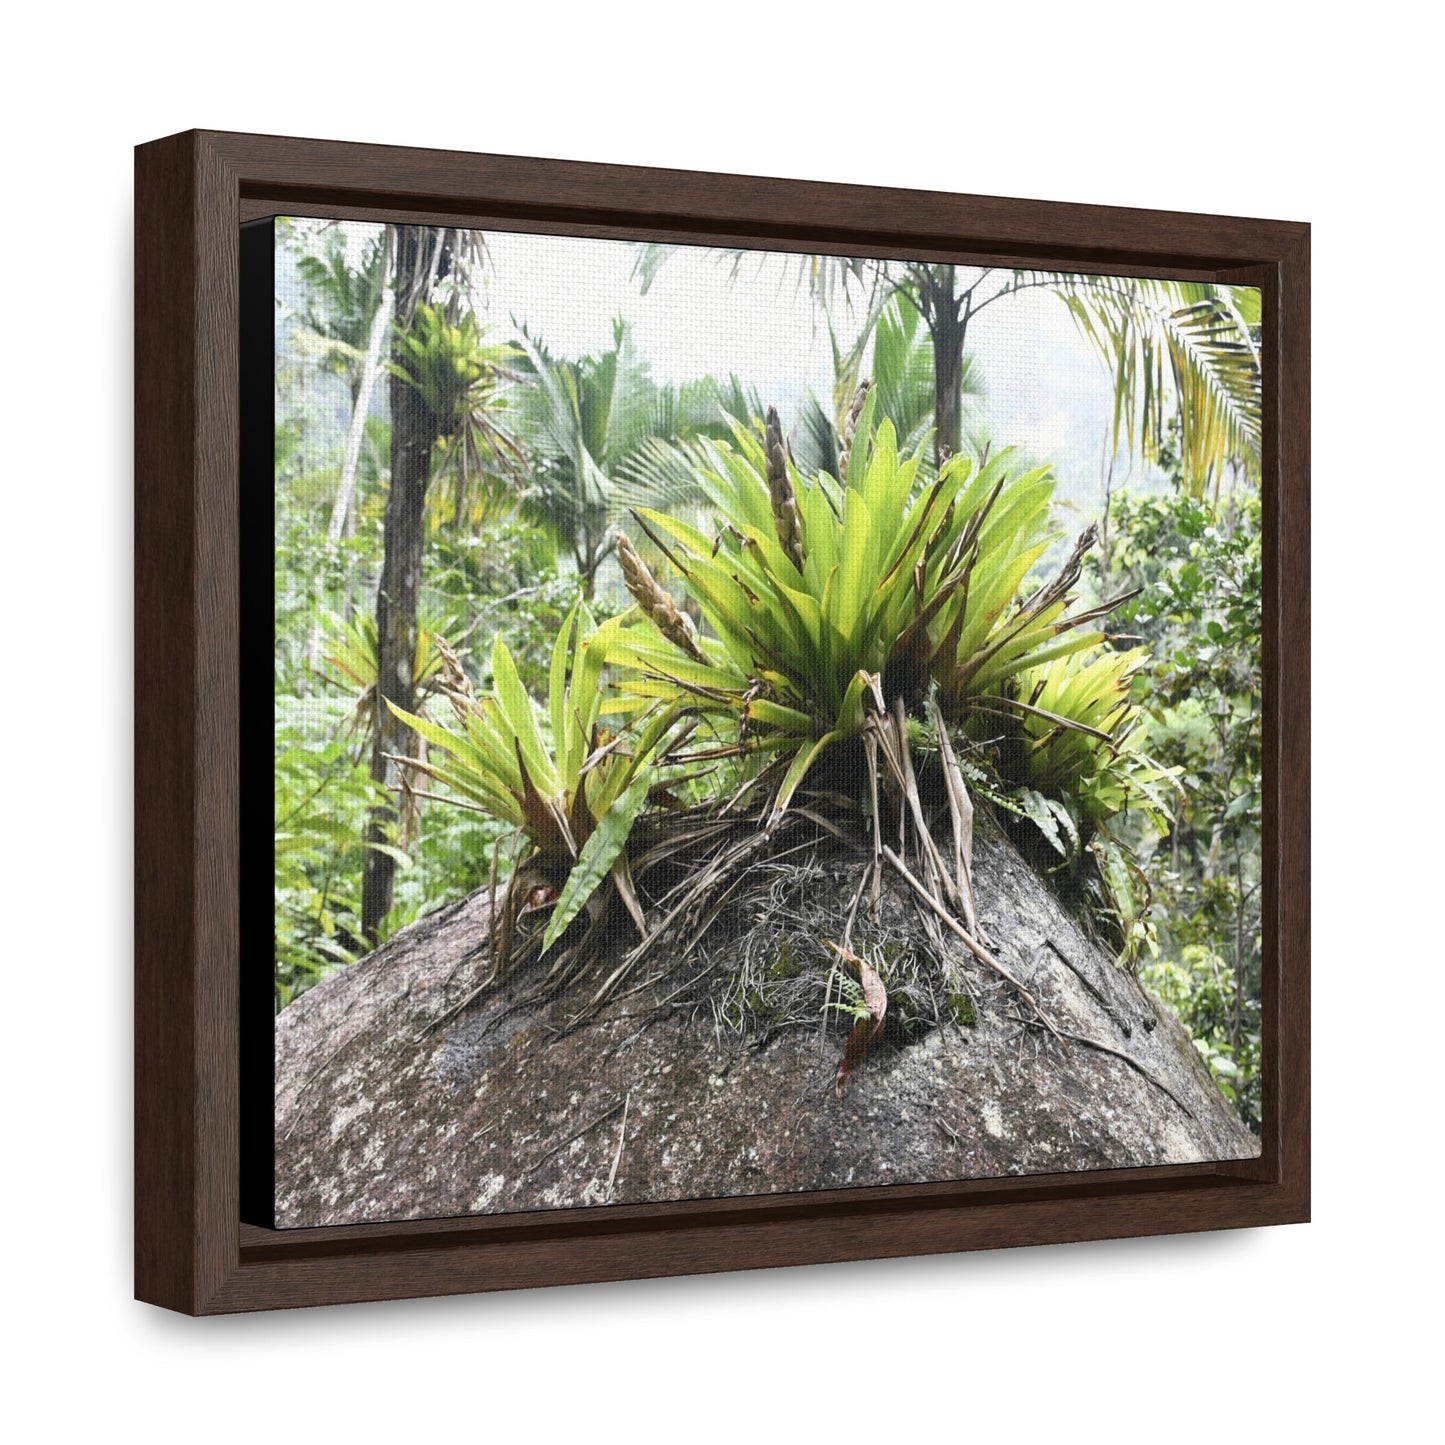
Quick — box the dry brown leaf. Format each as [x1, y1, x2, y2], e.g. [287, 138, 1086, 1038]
[827, 941, 888, 1098]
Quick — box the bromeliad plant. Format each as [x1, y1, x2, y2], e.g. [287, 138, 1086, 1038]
[997, 647, 1180, 959]
[388, 304, 520, 429]
[385, 599, 680, 980]
[319, 609, 456, 731]
[608, 387, 1135, 831]
[1013, 647, 1176, 834]
[388, 304, 525, 525]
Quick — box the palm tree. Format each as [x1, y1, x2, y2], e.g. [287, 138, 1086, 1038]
[1049, 275, 1261, 501]
[792, 291, 985, 480]
[285, 222, 394, 546]
[635, 249, 1260, 497]
[512, 320, 760, 595]
[292, 224, 389, 408]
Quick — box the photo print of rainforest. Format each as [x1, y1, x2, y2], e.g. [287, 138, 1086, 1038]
[270, 217, 1263, 1227]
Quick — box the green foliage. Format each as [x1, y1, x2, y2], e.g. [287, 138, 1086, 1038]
[823, 969, 871, 1025]
[423, 517, 572, 690]
[614, 394, 1131, 829]
[1007, 787, 1081, 867]
[271, 231, 1261, 1140]
[512, 320, 759, 590]
[863, 296, 942, 455]
[1100, 471, 1262, 1129]
[274, 704, 394, 1009]
[388, 304, 517, 429]
[543, 774, 652, 951]
[317, 608, 456, 723]
[793, 292, 983, 479]
[855, 293, 984, 463]
[291, 223, 387, 398]
[1015, 647, 1140, 794]
[982, 647, 1174, 968]
[512, 319, 667, 585]
[387, 602, 680, 942]
[1088, 833, 1159, 969]
[621, 395, 943, 763]
[273, 229, 532, 998]
[1014, 647, 1176, 833]
[949, 993, 978, 1027]
[637, 246, 1260, 489]
[388, 607, 594, 854]
[1141, 947, 1261, 1130]
[388, 304, 524, 528]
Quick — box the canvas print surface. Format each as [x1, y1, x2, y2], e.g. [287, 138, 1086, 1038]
[269, 218, 1263, 1227]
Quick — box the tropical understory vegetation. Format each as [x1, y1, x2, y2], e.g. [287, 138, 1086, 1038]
[274, 219, 1263, 1129]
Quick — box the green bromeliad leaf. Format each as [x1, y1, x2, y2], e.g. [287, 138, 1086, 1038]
[542, 773, 653, 952]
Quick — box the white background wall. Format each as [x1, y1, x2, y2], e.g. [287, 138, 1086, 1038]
[3, 4, 1433, 1440]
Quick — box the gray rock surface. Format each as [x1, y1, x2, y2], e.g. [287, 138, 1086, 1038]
[275, 831, 1257, 1227]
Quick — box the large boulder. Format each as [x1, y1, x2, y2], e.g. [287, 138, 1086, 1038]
[275, 828, 1257, 1227]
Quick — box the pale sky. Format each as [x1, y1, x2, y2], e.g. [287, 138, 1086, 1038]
[473, 229, 1141, 513]
[286, 218, 1186, 519]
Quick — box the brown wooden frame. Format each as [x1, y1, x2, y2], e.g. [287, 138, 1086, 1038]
[135, 129, 1309, 1315]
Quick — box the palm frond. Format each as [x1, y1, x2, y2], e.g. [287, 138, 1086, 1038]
[792, 393, 841, 481]
[633, 243, 878, 316]
[1051, 275, 1262, 496]
[612, 435, 719, 516]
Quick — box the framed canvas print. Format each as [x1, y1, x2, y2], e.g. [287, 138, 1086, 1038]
[135, 131, 1309, 1314]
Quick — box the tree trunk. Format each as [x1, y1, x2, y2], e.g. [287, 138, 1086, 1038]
[932, 302, 965, 470]
[279, 823, 1258, 1226]
[327, 228, 393, 548]
[360, 227, 445, 942]
[303, 231, 395, 674]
